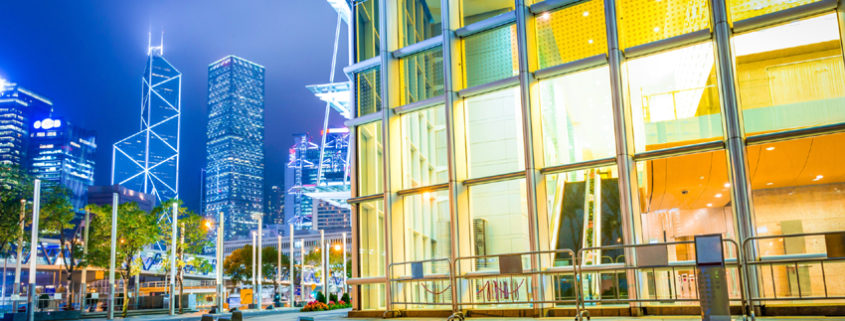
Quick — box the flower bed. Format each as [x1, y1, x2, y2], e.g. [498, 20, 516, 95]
[299, 300, 351, 312]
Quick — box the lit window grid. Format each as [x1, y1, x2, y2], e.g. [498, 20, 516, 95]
[398, 47, 445, 106]
[347, 0, 845, 310]
[535, 0, 608, 69]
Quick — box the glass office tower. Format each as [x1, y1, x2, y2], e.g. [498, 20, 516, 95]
[204, 55, 266, 240]
[0, 81, 52, 168]
[29, 117, 96, 211]
[346, 0, 845, 314]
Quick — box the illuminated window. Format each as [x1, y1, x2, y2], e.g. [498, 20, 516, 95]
[357, 121, 383, 195]
[395, 190, 451, 263]
[616, 0, 710, 49]
[536, 0, 607, 69]
[746, 132, 845, 298]
[461, 0, 514, 26]
[398, 0, 442, 48]
[539, 66, 615, 167]
[356, 67, 382, 117]
[400, 105, 448, 189]
[463, 86, 524, 179]
[467, 179, 529, 258]
[728, 0, 822, 23]
[734, 14, 845, 135]
[358, 199, 385, 279]
[626, 42, 723, 152]
[399, 47, 444, 106]
[360, 283, 386, 310]
[462, 24, 518, 88]
[355, 0, 380, 62]
[635, 149, 742, 301]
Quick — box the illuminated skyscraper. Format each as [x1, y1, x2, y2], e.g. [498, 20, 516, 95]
[0, 80, 52, 168]
[204, 55, 265, 240]
[112, 37, 181, 203]
[29, 117, 96, 211]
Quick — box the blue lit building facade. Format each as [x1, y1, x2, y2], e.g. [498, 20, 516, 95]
[112, 43, 181, 203]
[29, 117, 96, 211]
[204, 55, 265, 240]
[0, 80, 52, 168]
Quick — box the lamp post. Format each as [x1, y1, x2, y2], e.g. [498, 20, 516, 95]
[79, 208, 91, 311]
[27, 180, 41, 321]
[320, 230, 327, 304]
[251, 232, 256, 307]
[288, 224, 294, 307]
[276, 234, 281, 306]
[169, 202, 177, 315]
[256, 215, 263, 309]
[107, 192, 117, 320]
[216, 212, 224, 313]
[299, 241, 304, 302]
[342, 232, 347, 296]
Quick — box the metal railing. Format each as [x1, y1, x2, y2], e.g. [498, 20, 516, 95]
[742, 231, 845, 309]
[384, 258, 455, 318]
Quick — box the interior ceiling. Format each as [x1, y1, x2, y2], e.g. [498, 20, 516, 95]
[462, 0, 512, 17]
[644, 132, 845, 212]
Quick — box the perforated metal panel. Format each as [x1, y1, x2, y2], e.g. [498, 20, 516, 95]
[463, 24, 519, 88]
[617, 0, 710, 49]
[357, 67, 382, 116]
[536, 0, 608, 69]
[400, 47, 445, 105]
[728, 0, 821, 23]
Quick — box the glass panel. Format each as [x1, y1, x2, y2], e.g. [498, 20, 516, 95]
[538, 66, 615, 167]
[747, 132, 845, 238]
[463, 86, 524, 179]
[355, 0, 380, 62]
[535, 0, 608, 69]
[636, 149, 742, 303]
[360, 283, 386, 310]
[627, 42, 723, 153]
[356, 67, 382, 117]
[544, 167, 624, 265]
[399, 0, 442, 48]
[357, 121, 383, 195]
[359, 199, 385, 278]
[398, 190, 452, 262]
[467, 179, 529, 259]
[399, 47, 444, 106]
[616, 0, 710, 49]
[728, 0, 822, 23]
[400, 105, 448, 189]
[463, 24, 518, 88]
[461, 0, 515, 26]
[734, 14, 845, 135]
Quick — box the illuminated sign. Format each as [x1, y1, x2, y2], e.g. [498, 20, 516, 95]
[33, 118, 62, 130]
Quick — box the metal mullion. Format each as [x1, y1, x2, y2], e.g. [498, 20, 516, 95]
[539, 157, 617, 175]
[462, 171, 526, 187]
[345, 55, 382, 76]
[377, 0, 393, 313]
[345, 112, 383, 127]
[456, 75, 520, 98]
[455, 11, 518, 38]
[533, 54, 608, 80]
[745, 122, 845, 145]
[392, 35, 444, 59]
[733, 0, 837, 33]
[348, 193, 386, 205]
[396, 183, 450, 196]
[632, 141, 725, 162]
[393, 95, 446, 115]
[529, 0, 586, 14]
[623, 29, 712, 59]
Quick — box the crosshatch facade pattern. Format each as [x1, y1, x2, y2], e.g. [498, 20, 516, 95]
[346, 0, 845, 313]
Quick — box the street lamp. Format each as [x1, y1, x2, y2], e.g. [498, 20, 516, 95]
[215, 212, 224, 313]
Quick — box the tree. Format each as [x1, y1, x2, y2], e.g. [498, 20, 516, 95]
[153, 200, 211, 313]
[86, 202, 160, 317]
[222, 245, 289, 288]
[0, 165, 33, 257]
[40, 186, 84, 309]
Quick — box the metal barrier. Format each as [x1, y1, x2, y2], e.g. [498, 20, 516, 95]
[384, 258, 456, 318]
[742, 231, 845, 310]
[450, 249, 578, 320]
[575, 239, 749, 321]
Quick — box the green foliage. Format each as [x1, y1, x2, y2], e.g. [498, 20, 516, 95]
[315, 291, 326, 304]
[154, 199, 212, 275]
[340, 292, 350, 304]
[328, 293, 337, 303]
[0, 165, 32, 256]
[222, 244, 289, 286]
[40, 185, 84, 308]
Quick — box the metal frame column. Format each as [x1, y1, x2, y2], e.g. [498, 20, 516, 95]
[377, 0, 394, 313]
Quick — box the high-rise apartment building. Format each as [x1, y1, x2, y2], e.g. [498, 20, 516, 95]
[112, 39, 181, 203]
[29, 117, 96, 211]
[204, 55, 266, 240]
[0, 80, 52, 168]
[347, 0, 845, 315]
[267, 184, 285, 225]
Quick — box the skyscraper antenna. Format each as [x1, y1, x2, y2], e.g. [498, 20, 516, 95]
[160, 30, 164, 55]
[147, 31, 152, 55]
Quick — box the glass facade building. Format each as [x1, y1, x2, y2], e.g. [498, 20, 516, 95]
[0, 81, 52, 168]
[112, 45, 181, 203]
[346, 0, 845, 314]
[204, 55, 266, 240]
[29, 117, 96, 212]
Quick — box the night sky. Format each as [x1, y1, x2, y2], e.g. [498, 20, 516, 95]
[0, 1, 350, 212]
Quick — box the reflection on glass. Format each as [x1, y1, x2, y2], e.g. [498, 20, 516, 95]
[544, 167, 626, 300]
[399, 0, 442, 48]
[746, 132, 845, 299]
[728, 0, 821, 23]
[401, 105, 448, 189]
[535, 0, 607, 69]
[616, 0, 710, 49]
[355, 0, 380, 62]
[539, 66, 615, 167]
[463, 86, 524, 179]
[357, 67, 382, 117]
[398, 190, 451, 262]
[735, 14, 845, 135]
[467, 179, 529, 258]
[359, 199, 385, 278]
[627, 42, 722, 152]
[358, 121, 383, 195]
[636, 149, 741, 302]
[463, 24, 518, 88]
[461, 0, 514, 26]
[399, 47, 444, 106]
